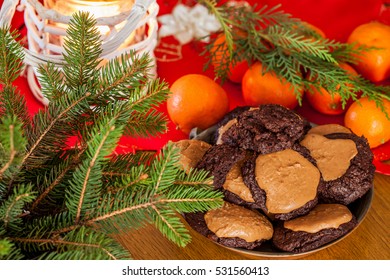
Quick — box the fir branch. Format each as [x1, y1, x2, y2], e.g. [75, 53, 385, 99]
[259, 48, 304, 102]
[0, 116, 26, 179]
[125, 109, 168, 138]
[248, 4, 298, 28]
[151, 144, 180, 193]
[127, 78, 170, 113]
[60, 227, 131, 259]
[104, 166, 150, 194]
[162, 185, 223, 213]
[62, 11, 102, 88]
[51, 191, 222, 247]
[90, 188, 155, 234]
[0, 239, 23, 260]
[0, 184, 36, 232]
[102, 151, 156, 176]
[173, 167, 213, 187]
[151, 206, 191, 247]
[29, 159, 74, 212]
[12, 227, 130, 260]
[0, 125, 16, 177]
[0, 29, 31, 132]
[0, 26, 24, 86]
[203, 1, 390, 109]
[199, 0, 233, 57]
[22, 92, 91, 168]
[0, 12, 223, 259]
[97, 52, 151, 101]
[37, 62, 67, 101]
[25, 211, 75, 239]
[66, 105, 128, 223]
[0, 86, 31, 132]
[263, 25, 338, 64]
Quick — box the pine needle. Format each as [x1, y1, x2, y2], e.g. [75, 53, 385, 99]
[204, 1, 390, 109]
[0, 11, 223, 260]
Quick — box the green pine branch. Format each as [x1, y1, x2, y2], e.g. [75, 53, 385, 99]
[23, 91, 91, 169]
[37, 62, 67, 101]
[199, 0, 233, 57]
[0, 238, 23, 260]
[97, 52, 151, 101]
[103, 165, 150, 194]
[125, 109, 168, 137]
[0, 115, 27, 180]
[66, 104, 129, 223]
[0, 26, 24, 86]
[62, 11, 102, 89]
[151, 144, 181, 193]
[0, 11, 223, 259]
[203, 1, 390, 108]
[102, 151, 156, 176]
[151, 207, 191, 247]
[0, 184, 36, 232]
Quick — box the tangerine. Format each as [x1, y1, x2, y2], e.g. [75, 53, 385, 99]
[211, 34, 249, 83]
[344, 97, 390, 148]
[167, 74, 229, 134]
[241, 62, 303, 109]
[306, 63, 358, 115]
[347, 21, 390, 83]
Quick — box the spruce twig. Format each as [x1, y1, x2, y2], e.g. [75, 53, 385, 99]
[0, 12, 223, 260]
[202, 1, 390, 108]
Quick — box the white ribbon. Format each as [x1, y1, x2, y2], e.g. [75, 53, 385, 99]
[158, 3, 221, 45]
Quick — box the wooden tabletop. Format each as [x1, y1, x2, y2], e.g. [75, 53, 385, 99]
[116, 172, 390, 260]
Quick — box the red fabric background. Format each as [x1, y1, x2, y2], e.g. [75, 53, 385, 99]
[1, 0, 389, 172]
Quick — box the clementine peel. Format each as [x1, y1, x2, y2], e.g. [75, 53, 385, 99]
[344, 97, 390, 148]
[167, 74, 229, 134]
[306, 63, 358, 115]
[347, 21, 390, 83]
[242, 62, 302, 109]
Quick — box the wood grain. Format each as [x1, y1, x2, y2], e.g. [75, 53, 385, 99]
[115, 173, 390, 260]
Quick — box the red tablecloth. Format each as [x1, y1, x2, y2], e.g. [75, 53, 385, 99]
[2, 0, 390, 173]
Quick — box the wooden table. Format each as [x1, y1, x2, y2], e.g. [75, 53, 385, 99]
[116, 173, 390, 260]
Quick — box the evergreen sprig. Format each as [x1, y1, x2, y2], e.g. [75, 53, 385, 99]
[0, 12, 223, 260]
[202, 0, 390, 106]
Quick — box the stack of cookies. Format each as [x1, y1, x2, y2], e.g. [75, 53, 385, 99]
[174, 104, 375, 253]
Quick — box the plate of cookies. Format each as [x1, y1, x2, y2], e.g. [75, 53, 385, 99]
[176, 104, 374, 258]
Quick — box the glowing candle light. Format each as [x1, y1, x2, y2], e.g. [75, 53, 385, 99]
[44, 0, 137, 51]
[0, 0, 159, 104]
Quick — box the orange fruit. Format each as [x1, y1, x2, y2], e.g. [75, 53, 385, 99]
[344, 97, 390, 148]
[242, 62, 303, 109]
[211, 34, 249, 83]
[347, 21, 390, 83]
[306, 63, 358, 115]
[167, 74, 229, 134]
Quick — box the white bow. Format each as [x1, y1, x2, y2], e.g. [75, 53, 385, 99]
[158, 4, 221, 45]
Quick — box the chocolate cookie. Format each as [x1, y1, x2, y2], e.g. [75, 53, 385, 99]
[185, 202, 273, 250]
[214, 106, 251, 145]
[242, 144, 320, 220]
[272, 204, 357, 253]
[300, 132, 375, 205]
[195, 144, 247, 190]
[220, 154, 260, 209]
[307, 124, 352, 136]
[173, 139, 211, 173]
[220, 104, 311, 153]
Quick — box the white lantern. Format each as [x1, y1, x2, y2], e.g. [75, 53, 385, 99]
[0, 0, 159, 105]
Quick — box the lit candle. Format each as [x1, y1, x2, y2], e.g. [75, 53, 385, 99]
[44, 0, 137, 54]
[0, 0, 158, 105]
